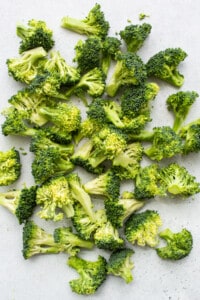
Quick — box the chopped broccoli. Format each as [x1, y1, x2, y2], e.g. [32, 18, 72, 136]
[101, 36, 121, 74]
[73, 118, 102, 144]
[107, 248, 134, 283]
[156, 228, 193, 260]
[180, 119, 200, 154]
[67, 255, 107, 295]
[0, 147, 21, 186]
[124, 210, 162, 247]
[139, 13, 150, 20]
[146, 47, 187, 87]
[0, 186, 37, 224]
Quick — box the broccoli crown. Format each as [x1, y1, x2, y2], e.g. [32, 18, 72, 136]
[166, 91, 199, 133]
[61, 3, 109, 39]
[67, 254, 107, 295]
[106, 52, 147, 97]
[159, 163, 200, 196]
[0, 148, 21, 186]
[107, 248, 134, 283]
[124, 210, 162, 247]
[74, 118, 102, 144]
[101, 36, 121, 74]
[146, 47, 187, 87]
[43, 125, 73, 145]
[17, 19, 54, 53]
[180, 123, 200, 154]
[120, 23, 152, 52]
[156, 228, 193, 260]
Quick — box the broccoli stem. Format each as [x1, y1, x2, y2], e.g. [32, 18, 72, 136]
[61, 17, 96, 35]
[0, 191, 20, 215]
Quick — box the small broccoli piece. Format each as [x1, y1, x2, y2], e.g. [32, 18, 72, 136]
[120, 23, 152, 53]
[0, 148, 21, 186]
[106, 52, 147, 97]
[0, 186, 37, 224]
[61, 3, 109, 39]
[124, 210, 162, 247]
[146, 47, 187, 87]
[107, 248, 134, 283]
[16, 19, 54, 53]
[156, 228, 193, 260]
[7, 47, 47, 84]
[53, 227, 93, 255]
[159, 163, 200, 196]
[44, 125, 73, 145]
[67, 254, 107, 295]
[139, 13, 150, 20]
[101, 36, 121, 75]
[84, 169, 120, 200]
[166, 91, 199, 133]
[73, 118, 102, 144]
[180, 119, 200, 154]
[22, 220, 66, 259]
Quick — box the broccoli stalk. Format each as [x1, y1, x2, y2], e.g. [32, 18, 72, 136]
[0, 148, 21, 186]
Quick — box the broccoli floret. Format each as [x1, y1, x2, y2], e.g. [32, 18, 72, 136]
[22, 220, 66, 259]
[139, 13, 150, 21]
[107, 248, 134, 283]
[120, 23, 152, 52]
[73, 118, 102, 144]
[67, 254, 107, 295]
[101, 36, 121, 75]
[106, 52, 147, 97]
[0, 186, 37, 224]
[166, 91, 199, 133]
[146, 48, 187, 87]
[53, 227, 93, 255]
[159, 163, 200, 196]
[16, 19, 54, 53]
[61, 3, 109, 39]
[0, 148, 21, 186]
[7, 47, 47, 84]
[156, 228, 193, 260]
[180, 119, 200, 154]
[84, 169, 120, 200]
[125, 210, 162, 247]
[44, 125, 73, 145]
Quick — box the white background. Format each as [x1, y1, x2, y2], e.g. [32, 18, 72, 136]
[0, 1, 200, 299]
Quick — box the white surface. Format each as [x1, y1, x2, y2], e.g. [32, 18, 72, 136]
[0, 1, 200, 299]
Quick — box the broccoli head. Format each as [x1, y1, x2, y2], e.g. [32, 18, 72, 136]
[101, 36, 121, 74]
[0, 147, 21, 186]
[73, 118, 102, 145]
[180, 119, 200, 154]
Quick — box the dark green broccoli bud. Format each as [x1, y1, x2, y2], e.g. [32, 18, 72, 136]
[124, 210, 162, 247]
[22, 220, 66, 259]
[36, 176, 74, 221]
[0, 186, 37, 224]
[120, 23, 152, 52]
[156, 228, 193, 260]
[107, 248, 134, 283]
[67, 254, 107, 295]
[0, 148, 21, 186]
[101, 36, 121, 74]
[106, 52, 147, 97]
[43, 125, 73, 145]
[7, 47, 47, 84]
[53, 227, 94, 255]
[73, 118, 102, 145]
[61, 3, 109, 39]
[16, 19, 54, 53]
[159, 163, 200, 196]
[180, 119, 200, 154]
[166, 91, 198, 133]
[146, 48, 187, 87]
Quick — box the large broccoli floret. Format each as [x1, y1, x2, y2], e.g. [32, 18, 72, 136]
[166, 91, 198, 133]
[107, 248, 134, 283]
[67, 254, 107, 295]
[146, 47, 187, 87]
[16, 19, 54, 53]
[120, 23, 152, 52]
[0, 186, 37, 224]
[106, 52, 147, 97]
[124, 210, 162, 247]
[101, 36, 121, 75]
[180, 119, 200, 154]
[61, 3, 109, 39]
[156, 228, 193, 260]
[0, 148, 21, 186]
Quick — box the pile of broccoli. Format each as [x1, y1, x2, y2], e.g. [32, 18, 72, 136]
[0, 3, 199, 296]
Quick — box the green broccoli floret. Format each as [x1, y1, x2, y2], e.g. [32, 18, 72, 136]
[22, 220, 66, 259]
[124, 210, 162, 247]
[43, 125, 73, 145]
[159, 163, 200, 196]
[146, 47, 187, 87]
[107, 248, 134, 283]
[0, 186, 37, 224]
[180, 119, 200, 154]
[120, 23, 152, 52]
[166, 91, 199, 133]
[101, 36, 121, 75]
[0, 148, 21, 186]
[67, 254, 107, 295]
[156, 228, 193, 260]
[106, 52, 147, 97]
[61, 3, 109, 39]
[73, 118, 102, 145]
[53, 227, 94, 255]
[16, 19, 54, 53]
[7, 47, 47, 84]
